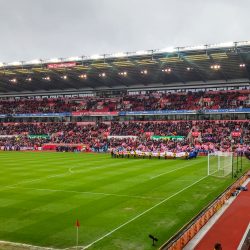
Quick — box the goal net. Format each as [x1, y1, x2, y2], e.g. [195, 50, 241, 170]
[208, 151, 233, 177]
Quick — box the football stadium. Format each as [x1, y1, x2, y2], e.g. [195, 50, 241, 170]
[1, 40, 250, 250]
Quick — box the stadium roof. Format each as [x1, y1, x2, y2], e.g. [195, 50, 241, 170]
[1, 41, 250, 95]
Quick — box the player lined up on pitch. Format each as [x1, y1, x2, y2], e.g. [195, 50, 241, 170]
[110, 149, 197, 159]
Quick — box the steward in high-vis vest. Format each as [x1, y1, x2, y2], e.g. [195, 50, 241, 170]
[165, 152, 167, 160]
[158, 152, 160, 160]
[149, 151, 151, 159]
[173, 152, 176, 159]
[127, 150, 130, 159]
[143, 152, 145, 159]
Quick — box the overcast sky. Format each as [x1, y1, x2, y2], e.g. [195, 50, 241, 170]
[0, 0, 249, 63]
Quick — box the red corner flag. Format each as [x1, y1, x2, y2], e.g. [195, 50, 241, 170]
[76, 219, 80, 227]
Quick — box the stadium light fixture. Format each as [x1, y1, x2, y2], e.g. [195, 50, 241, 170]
[43, 77, 50, 81]
[141, 70, 147, 74]
[79, 74, 87, 78]
[91, 55, 101, 59]
[219, 42, 234, 47]
[9, 78, 16, 83]
[7, 61, 21, 66]
[187, 67, 193, 71]
[26, 78, 32, 81]
[31, 60, 40, 64]
[162, 68, 171, 72]
[68, 57, 80, 61]
[113, 53, 126, 58]
[118, 72, 127, 76]
[61, 75, 67, 79]
[158, 47, 175, 53]
[136, 50, 150, 55]
[50, 58, 59, 63]
[240, 64, 246, 67]
[99, 73, 106, 77]
[211, 65, 221, 69]
[0, 62, 3, 67]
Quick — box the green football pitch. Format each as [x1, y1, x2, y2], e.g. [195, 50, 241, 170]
[0, 152, 248, 250]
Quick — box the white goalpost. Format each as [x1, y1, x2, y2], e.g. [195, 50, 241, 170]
[208, 151, 233, 177]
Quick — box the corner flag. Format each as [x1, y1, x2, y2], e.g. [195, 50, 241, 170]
[76, 219, 80, 249]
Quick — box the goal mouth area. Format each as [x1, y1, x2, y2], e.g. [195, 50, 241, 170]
[208, 152, 233, 178]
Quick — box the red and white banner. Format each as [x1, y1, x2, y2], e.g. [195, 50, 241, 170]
[47, 62, 76, 69]
[145, 132, 154, 136]
[72, 112, 89, 116]
[161, 99, 169, 103]
[238, 96, 247, 101]
[231, 132, 241, 137]
[203, 98, 211, 102]
[192, 132, 201, 136]
[72, 111, 118, 116]
[23, 132, 29, 135]
[88, 111, 119, 116]
[103, 132, 110, 136]
[123, 101, 130, 105]
[57, 132, 64, 135]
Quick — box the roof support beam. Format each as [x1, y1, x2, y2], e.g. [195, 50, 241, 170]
[0, 75, 33, 92]
[171, 70, 186, 84]
[129, 59, 167, 85]
[238, 52, 250, 80]
[108, 62, 147, 86]
[179, 55, 206, 82]
[64, 68, 95, 89]
[89, 66, 120, 88]
[208, 54, 228, 82]
[32, 71, 65, 90]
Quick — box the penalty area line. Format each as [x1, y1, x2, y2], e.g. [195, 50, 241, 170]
[150, 165, 191, 179]
[82, 173, 209, 249]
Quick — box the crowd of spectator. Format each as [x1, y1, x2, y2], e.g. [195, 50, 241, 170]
[0, 90, 250, 115]
[0, 120, 250, 153]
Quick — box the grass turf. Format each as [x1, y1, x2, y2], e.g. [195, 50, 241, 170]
[0, 152, 248, 250]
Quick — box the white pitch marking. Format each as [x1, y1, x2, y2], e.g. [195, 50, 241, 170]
[8, 186, 164, 200]
[81, 168, 220, 250]
[150, 165, 191, 179]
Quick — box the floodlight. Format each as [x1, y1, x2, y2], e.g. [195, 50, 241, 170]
[240, 64, 246, 67]
[162, 68, 171, 72]
[62, 76, 67, 79]
[31, 60, 40, 64]
[211, 65, 220, 69]
[9, 79, 16, 83]
[50, 58, 59, 63]
[13, 62, 21, 65]
[91, 55, 100, 59]
[26, 78, 32, 81]
[79, 74, 87, 78]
